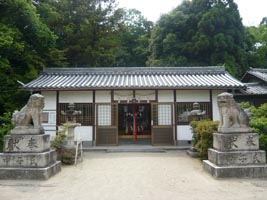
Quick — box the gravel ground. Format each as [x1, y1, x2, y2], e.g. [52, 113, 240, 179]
[1, 151, 267, 200]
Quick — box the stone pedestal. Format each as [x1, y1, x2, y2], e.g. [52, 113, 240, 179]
[0, 132, 61, 180]
[203, 132, 267, 178]
[186, 147, 199, 158]
[64, 122, 81, 147]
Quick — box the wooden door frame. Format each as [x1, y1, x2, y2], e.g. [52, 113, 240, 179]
[95, 103, 118, 146]
[151, 103, 175, 146]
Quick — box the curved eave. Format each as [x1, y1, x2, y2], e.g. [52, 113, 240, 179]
[21, 69, 245, 91]
[20, 85, 245, 91]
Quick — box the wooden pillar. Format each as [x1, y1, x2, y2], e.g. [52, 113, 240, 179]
[93, 90, 96, 144]
[56, 91, 59, 132]
[174, 90, 177, 142]
[209, 90, 213, 120]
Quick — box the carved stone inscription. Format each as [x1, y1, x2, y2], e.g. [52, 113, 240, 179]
[0, 150, 56, 168]
[27, 137, 38, 150]
[3, 156, 11, 166]
[247, 136, 256, 147]
[4, 134, 50, 153]
[16, 156, 24, 166]
[213, 133, 259, 151]
[30, 156, 38, 167]
[6, 137, 23, 151]
[208, 148, 266, 166]
[225, 136, 238, 149]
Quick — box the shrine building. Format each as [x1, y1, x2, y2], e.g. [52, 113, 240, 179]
[21, 66, 245, 147]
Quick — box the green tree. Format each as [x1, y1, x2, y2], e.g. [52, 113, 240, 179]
[111, 8, 153, 66]
[246, 18, 267, 68]
[0, 112, 13, 152]
[0, 0, 62, 114]
[36, 0, 119, 67]
[147, 0, 248, 76]
[250, 103, 267, 153]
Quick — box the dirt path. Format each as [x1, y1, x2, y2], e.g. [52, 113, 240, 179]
[0, 151, 267, 200]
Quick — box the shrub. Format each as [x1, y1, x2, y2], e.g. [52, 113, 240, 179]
[50, 129, 67, 150]
[250, 117, 267, 135]
[249, 103, 267, 153]
[259, 134, 267, 152]
[190, 120, 219, 159]
[250, 103, 267, 118]
[0, 112, 13, 152]
[240, 102, 267, 154]
[51, 126, 75, 165]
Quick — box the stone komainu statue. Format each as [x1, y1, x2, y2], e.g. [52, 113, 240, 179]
[217, 92, 251, 133]
[11, 94, 45, 134]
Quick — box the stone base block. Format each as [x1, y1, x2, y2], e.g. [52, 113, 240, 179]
[0, 161, 61, 180]
[186, 147, 199, 158]
[213, 132, 259, 152]
[208, 148, 266, 166]
[11, 127, 44, 135]
[4, 134, 50, 153]
[186, 150, 199, 158]
[0, 150, 57, 168]
[203, 160, 267, 178]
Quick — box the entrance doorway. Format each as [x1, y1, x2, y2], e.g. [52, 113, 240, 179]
[118, 103, 151, 145]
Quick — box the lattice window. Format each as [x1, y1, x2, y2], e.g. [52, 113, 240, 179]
[58, 103, 93, 126]
[42, 112, 49, 123]
[42, 111, 56, 124]
[98, 104, 111, 126]
[158, 104, 172, 125]
[176, 102, 211, 125]
[152, 103, 173, 126]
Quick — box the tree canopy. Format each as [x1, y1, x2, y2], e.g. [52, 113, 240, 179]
[0, 0, 64, 113]
[246, 19, 267, 68]
[147, 0, 248, 76]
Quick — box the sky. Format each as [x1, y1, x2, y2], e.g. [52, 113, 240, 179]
[117, 0, 266, 26]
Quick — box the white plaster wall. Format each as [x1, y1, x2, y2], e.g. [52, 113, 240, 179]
[74, 126, 92, 141]
[42, 91, 57, 110]
[176, 90, 209, 102]
[136, 90, 156, 101]
[95, 90, 111, 103]
[212, 90, 226, 121]
[59, 91, 92, 103]
[41, 91, 57, 137]
[114, 90, 133, 101]
[56, 125, 92, 142]
[177, 125, 193, 140]
[158, 90, 174, 102]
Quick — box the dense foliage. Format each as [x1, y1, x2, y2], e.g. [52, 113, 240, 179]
[249, 103, 267, 152]
[0, 0, 65, 114]
[0, 112, 13, 151]
[190, 120, 219, 159]
[35, 0, 153, 67]
[246, 19, 267, 68]
[147, 0, 249, 76]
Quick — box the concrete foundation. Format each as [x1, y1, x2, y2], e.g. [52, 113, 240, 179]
[204, 132, 267, 178]
[0, 161, 61, 180]
[203, 160, 267, 178]
[0, 150, 57, 168]
[0, 134, 61, 180]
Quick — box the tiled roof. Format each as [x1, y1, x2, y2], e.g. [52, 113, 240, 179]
[241, 83, 267, 95]
[21, 66, 245, 90]
[242, 68, 267, 82]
